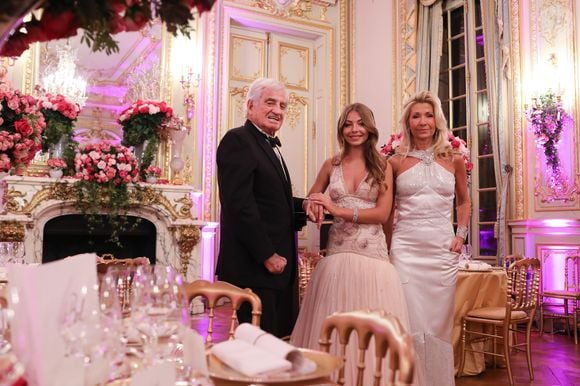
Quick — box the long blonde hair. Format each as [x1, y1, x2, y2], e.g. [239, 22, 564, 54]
[334, 103, 386, 191]
[397, 90, 452, 160]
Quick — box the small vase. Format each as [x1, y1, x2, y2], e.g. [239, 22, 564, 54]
[146, 176, 158, 184]
[49, 168, 63, 179]
[50, 135, 68, 159]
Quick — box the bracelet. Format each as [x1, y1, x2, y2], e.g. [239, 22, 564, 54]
[456, 225, 468, 240]
[352, 207, 358, 223]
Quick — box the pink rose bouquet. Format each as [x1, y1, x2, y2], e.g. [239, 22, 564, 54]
[0, 83, 45, 173]
[144, 165, 161, 178]
[47, 157, 67, 169]
[74, 143, 140, 185]
[38, 93, 81, 152]
[119, 99, 176, 177]
[73, 143, 142, 246]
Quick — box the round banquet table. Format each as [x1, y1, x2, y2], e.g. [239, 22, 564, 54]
[453, 268, 508, 376]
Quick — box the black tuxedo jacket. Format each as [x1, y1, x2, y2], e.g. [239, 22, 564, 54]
[216, 120, 305, 290]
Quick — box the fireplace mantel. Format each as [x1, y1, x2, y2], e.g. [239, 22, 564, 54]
[0, 176, 209, 284]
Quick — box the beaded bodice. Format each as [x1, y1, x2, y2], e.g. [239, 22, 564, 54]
[325, 164, 389, 260]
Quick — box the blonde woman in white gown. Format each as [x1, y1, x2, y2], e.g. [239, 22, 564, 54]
[291, 103, 423, 385]
[387, 91, 471, 386]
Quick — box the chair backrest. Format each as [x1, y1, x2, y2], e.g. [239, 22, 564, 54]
[506, 258, 541, 315]
[564, 255, 579, 291]
[318, 310, 415, 386]
[182, 280, 262, 345]
[504, 254, 524, 270]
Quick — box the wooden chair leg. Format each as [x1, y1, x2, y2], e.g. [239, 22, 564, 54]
[525, 319, 534, 380]
[503, 323, 514, 386]
[539, 304, 545, 336]
[574, 307, 578, 345]
[564, 300, 571, 337]
[457, 319, 467, 377]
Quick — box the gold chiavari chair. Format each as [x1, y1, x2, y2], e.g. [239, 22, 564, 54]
[540, 255, 580, 344]
[503, 254, 524, 268]
[318, 310, 415, 386]
[182, 280, 262, 346]
[458, 258, 541, 386]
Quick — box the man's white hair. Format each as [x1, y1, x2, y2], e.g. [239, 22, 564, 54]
[245, 78, 288, 117]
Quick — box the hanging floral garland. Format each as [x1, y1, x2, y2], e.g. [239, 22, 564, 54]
[525, 93, 572, 173]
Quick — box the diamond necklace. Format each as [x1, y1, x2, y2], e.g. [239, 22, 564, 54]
[408, 148, 435, 165]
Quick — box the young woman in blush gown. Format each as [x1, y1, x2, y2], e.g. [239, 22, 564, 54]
[386, 91, 471, 386]
[291, 103, 423, 385]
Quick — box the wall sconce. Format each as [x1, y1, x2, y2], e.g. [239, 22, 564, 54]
[180, 67, 200, 123]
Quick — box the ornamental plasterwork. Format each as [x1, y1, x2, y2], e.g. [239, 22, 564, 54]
[279, 43, 309, 90]
[228, 86, 250, 129]
[538, 0, 570, 47]
[3, 179, 195, 221]
[510, 0, 525, 219]
[285, 92, 308, 128]
[230, 35, 266, 82]
[253, 0, 313, 19]
[392, 0, 418, 129]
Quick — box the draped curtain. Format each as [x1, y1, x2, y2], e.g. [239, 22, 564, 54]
[480, 0, 512, 265]
[415, 0, 443, 92]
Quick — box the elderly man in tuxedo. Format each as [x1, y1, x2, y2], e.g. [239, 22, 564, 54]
[216, 78, 314, 337]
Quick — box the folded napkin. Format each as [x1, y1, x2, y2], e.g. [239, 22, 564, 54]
[8, 253, 100, 386]
[459, 260, 492, 271]
[211, 323, 315, 377]
[211, 339, 292, 377]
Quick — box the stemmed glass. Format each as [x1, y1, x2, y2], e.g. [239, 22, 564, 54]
[130, 265, 189, 367]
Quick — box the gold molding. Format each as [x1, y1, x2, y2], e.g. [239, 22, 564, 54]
[170, 224, 201, 276]
[253, 0, 313, 19]
[4, 184, 194, 221]
[0, 221, 26, 242]
[513, 0, 525, 219]
[230, 34, 266, 82]
[278, 42, 309, 90]
[285, 92, 308, 129]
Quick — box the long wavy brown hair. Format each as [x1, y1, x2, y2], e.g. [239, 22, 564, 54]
[334, 103, 387, 192]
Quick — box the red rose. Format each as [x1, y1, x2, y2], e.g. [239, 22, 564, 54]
[451, 138, 461, 148]
[14, 119, 33, 137]
[39, 10, 79, 40]
[0, 33, 31, 58]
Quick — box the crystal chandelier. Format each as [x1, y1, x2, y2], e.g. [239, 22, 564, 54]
[42, 43, 88, 107]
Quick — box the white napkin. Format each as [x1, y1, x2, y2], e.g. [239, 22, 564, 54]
[7, 253, 99, 386]
[211, 339, 292, 377]
[459, 260, 492, 271]
[182, 328, 209, 376]
[234, 323, 305, 370]
[211, 323, 316, 377]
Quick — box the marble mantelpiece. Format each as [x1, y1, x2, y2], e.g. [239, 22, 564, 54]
[0, 176, 208, 285]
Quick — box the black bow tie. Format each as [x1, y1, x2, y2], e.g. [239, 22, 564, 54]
[263, 134, 282, 148]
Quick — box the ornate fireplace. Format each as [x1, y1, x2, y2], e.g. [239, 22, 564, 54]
[0, 176, 210, 285]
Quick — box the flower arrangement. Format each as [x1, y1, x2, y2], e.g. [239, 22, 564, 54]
[72, 143, 141, 246]
[1, 0, 217, 57]
[525, 93, 572, 173]
[380, 132, 473, 174]
[37, 93, 80, 152]
[144, 165, 161, 178]
[47, 157, 66, 169]
[119, 99, 175, 176]
[0, 82, 45, 173]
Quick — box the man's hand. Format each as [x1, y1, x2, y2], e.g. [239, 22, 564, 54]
[303, 199, 325, 228]
[264, 253, 287, 274]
